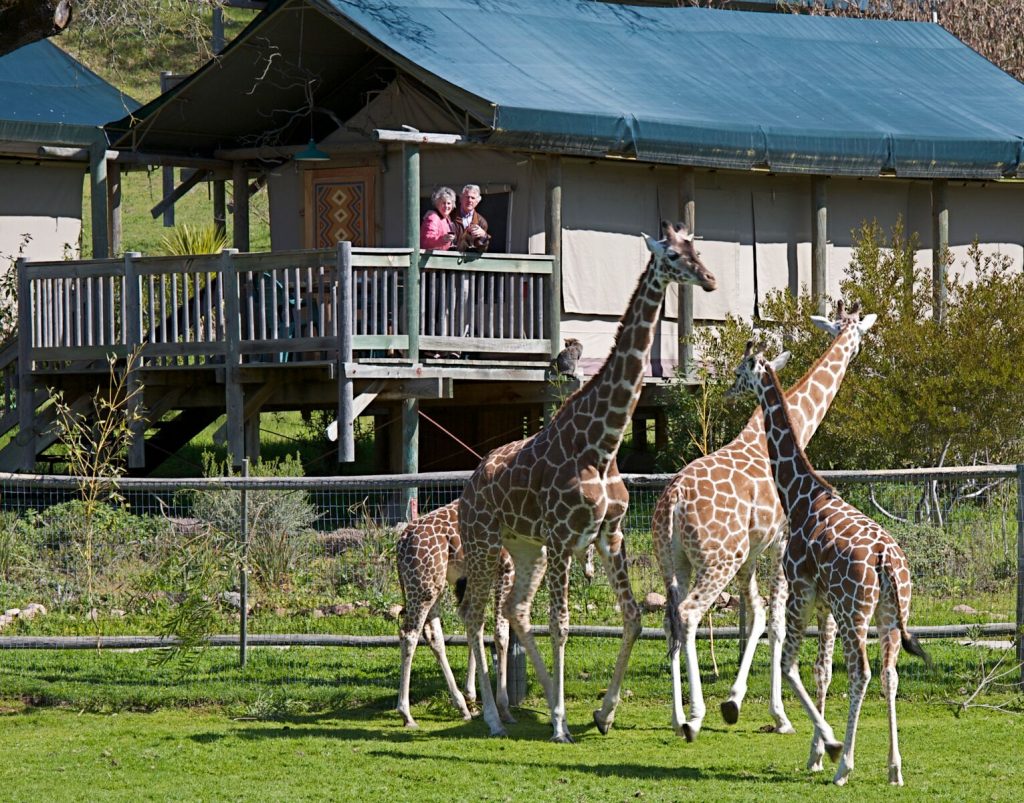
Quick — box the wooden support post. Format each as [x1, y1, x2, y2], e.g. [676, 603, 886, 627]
[811, 176, 828, 315]
[402, 397, 419, 519]
[679, 167, 696, 380]
[108, 160, 122, 256]
[123, 252, 145, 469]
[89, 140, 110, 259]
[244, 415, 261, 463]
[932, 179, 949, 325]
[545, 156, 563, 360]
[232, 161, 250, 252]
[404, 143, 420, 363]
[16, 258, 35, 471]
[159, 72, 176, 229]
[213, 180, 226, 238]
[337, 241, 355, 462]
[221, 248, 245, 466]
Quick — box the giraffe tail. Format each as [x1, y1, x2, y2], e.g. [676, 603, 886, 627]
[665, 583, 684, 657]
[880, 547, 931, 667]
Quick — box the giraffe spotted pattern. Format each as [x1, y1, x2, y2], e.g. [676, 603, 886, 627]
[732, 342, 929, 787]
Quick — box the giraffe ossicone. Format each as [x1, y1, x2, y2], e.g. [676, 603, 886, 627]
[652, 299, 875, 743]
[733, 342, 929, 786]
[458, 222, 716, 742]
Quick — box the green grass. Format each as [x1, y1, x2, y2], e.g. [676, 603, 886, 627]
[0, 638, 1021, 801]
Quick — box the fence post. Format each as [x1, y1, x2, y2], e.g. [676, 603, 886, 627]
[239, 458, 250, 669]
[1016, 464, 1024, 689]
[507, 631, 527, 706]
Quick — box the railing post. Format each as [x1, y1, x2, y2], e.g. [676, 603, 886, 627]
[1016, 464, 1024, 689]
[15, 258, 35, 471]
[239, 458, 249, 669]
[545, 155, 562, 359]
[124, 252, 145, 469]
[337, 241, 355, 462]
[222, 248, 244, 466]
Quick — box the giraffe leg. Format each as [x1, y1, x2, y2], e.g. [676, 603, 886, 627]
[765, 545, 795, 735]
[652, 495, 690, 738]
[458, 541, 506, 737]
[593, 529, 643, 735]
[396, 600, 433, 728]
[463, 640, 477, 706]
[780, 584, 842, 765]
[494, 549, 516, 724]
[879, 618, 904, 786]
[502, 541, 556, 722]
[722, 561, 767, 726]
[807, 608, 837, 771]
[545, 550, 575, 743]
[833, 618, 871, 786]
[678, 565, 737, 741]
[423, 613, 473, 720]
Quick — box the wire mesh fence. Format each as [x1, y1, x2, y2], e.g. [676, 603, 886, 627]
[0, 466, 1020, 657]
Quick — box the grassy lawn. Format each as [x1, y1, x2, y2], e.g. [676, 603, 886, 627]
[1, 636, 1021, 800]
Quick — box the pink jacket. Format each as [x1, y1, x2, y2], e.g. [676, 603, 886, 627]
[420, 211, 453, 250]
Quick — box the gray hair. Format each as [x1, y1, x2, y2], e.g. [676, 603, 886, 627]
[460, 184, 481, 196]
[431, 186, 456, 205]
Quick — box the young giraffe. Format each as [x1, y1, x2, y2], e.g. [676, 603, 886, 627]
[396, 500, 516, 728]
[396, 501, 596, 727]
[459, 222, 717, 741]
[729, 342, 929, 786]
[652, 301, 876, 741]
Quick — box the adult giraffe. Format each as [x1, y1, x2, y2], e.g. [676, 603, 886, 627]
[728, 342, 928, 786]
[459, 222, 717, 741]
[652, 301, 875, 741]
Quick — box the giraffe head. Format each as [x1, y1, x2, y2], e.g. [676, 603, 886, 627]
[643, 221, 717, 292]
[725, 340, 791, 398]
[809, 299, 877, 355]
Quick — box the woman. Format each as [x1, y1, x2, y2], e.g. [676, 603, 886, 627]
[420, 186, 457, 250]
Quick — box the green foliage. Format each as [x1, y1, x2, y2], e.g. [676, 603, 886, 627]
[190, 452, 319, 590]
[159, 222, 228, 256]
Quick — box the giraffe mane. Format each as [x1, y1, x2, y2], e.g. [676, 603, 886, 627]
[764, 362, 837, 497]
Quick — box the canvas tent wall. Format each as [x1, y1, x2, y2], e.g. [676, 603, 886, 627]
[0, 40, 136, 265]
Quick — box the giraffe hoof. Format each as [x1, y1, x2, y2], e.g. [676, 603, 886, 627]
[403, 719, 419, 729]
[681, 723, 698, 743]
[549, 733, 575, 744]
[499, 709, 517, 725]
[593, 710, 611, 735]
[720, 700, 740, 725]
[775, 722, 796, 735]
[825, 741, 843, 763]
[488, 728, 509, 739]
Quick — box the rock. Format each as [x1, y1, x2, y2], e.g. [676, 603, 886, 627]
[20, 603, 47, 619]
[387, 603, 404, 621]
[0, 614, 13, 629]
[318, 528, 365, 556]
[109, 609, 126, 619]
[86, 608, 99, 622]
[330, 602, 356, 616]
[273, 607, 288, 617]
[642, 592, 666, 613]
[4, 608, 20, 618]
[312, 608, 326, 619]
[953, 604, 978, 615]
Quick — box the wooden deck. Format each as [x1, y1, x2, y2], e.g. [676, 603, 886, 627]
[3, 245, 559, 472]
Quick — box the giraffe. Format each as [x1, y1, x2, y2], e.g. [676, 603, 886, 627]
[651, 300, 875, 741]
[396, 500, 515, 728]
[728, 342, 929, 786]
[458, 222, 717, 741]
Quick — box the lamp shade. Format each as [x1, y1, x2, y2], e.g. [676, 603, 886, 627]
[294, 138, 329, 162]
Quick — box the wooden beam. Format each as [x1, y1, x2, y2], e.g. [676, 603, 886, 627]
[15, 258, 34, 471]
[678, 166, 695, 380]
[811, 176, 828, 315]
[374, 129, 463, 145]
[221, 249, 244, 465]
[545, 155, 562, 359]
[107, 160, 122, 255]
[151, 169, 213, 220]
[337, 241, 355, 462]
[404, 143, 420, 363]
[931, 179, 949, 324]
[232, 162, 250, 252]
[89, 140, 110, 259]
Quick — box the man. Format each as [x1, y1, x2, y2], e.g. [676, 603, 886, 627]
[451, 184, 491, 252]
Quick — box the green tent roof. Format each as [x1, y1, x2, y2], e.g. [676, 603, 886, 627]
[314, 0, 1023, 178]
[0, 40, 136, 147]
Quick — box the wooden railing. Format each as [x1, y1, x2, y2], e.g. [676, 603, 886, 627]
[17, 247, 555, 368]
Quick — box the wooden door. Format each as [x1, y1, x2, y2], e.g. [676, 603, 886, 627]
[304, 166, 376, 247]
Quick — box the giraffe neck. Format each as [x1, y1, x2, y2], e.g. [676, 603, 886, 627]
[559, 259, 667, 463]
[742, 326, 859, 448]
[757, 364, 833, 518]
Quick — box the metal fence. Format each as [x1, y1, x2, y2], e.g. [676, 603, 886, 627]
[0, 466, 1021, 677]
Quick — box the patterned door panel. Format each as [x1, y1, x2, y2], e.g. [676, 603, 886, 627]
[304, 166, 376, 247]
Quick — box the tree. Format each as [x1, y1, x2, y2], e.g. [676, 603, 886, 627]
[0, 0, 72, 56]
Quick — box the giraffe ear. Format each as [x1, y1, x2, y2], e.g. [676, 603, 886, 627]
[771, 351, 791, 372]
[810, 315, 841, 337]
[858, 313, 877, 333]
